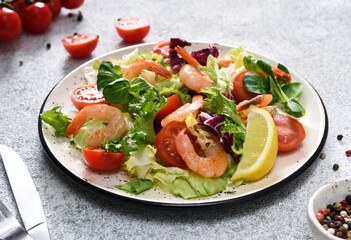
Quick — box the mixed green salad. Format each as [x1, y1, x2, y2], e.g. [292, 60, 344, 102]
[41, 38, 306, 199]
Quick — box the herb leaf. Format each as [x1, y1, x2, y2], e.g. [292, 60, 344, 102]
[243, 72, 270, 95]
[41, 106, 71, 137]
[97, 61, 123, 90]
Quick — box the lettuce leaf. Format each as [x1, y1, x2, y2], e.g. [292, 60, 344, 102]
[124, 146, 228, 199]
[41, 106, 71, 137]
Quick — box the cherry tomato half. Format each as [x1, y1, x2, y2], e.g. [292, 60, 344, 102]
[69, 85, 110, 110]
[62, 33, 98, 58]
[115, 18, 150, 43]
[0, 7, 22, 42]
[155, 121, 200, 168]
[21, 2, 52, 34]
[61, 0, 84, 9]
[82, 147, 124, 171]
[272, 115, 306, 152]
[232, 70, 265, 103]
[155, 94, 182, 123]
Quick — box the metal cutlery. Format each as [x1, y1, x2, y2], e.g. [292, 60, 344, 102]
[0, 200, 33, 240]
[0, 145, 50, 240]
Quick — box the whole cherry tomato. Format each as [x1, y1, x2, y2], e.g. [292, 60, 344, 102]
[115, 18, 150, 43]
[0, 7, 22, 42]
[36, 0, 62, 19]
[21, 2, 52, 34]
[62, 33, 98, 58]
[61, 0, 84, 9]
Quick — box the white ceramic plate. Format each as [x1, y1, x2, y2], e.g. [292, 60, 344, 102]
[38, 42, 328, 208]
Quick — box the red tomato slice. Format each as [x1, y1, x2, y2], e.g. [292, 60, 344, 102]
[82, 147, 124, 171]
[232, 70, 265, 103]
[155, 94, 182, 122]
[272, 115, 306, 152]
[69, 85, 110, 110]
[62, 34, 98, 58]
[0, 7, 22, 42]
[115, 18, 150, 43]
[155, 121, 200, 168]
[152, 41, 170, 59]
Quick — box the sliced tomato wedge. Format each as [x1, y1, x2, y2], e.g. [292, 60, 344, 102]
[115, 18, 150, 43]
[232, 71, 265, 103]
[155, 94, 182, 123]
[82, 147, 124, 171]
[155, 121, 200, 168]
[69, 85, 110, 110]
[62, 33, 98, 58]
[272, 115, 306, 152]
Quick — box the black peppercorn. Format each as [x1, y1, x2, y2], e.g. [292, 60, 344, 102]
[337, 134, 343, 140]
[333, 164, 339, 171]
[346, 195, 351, 205]
[77, 11, 83, 21]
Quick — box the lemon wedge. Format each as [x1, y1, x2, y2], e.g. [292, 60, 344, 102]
[230, 105, 278, 182]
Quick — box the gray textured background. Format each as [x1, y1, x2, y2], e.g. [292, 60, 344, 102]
[0, 0, 350, 239]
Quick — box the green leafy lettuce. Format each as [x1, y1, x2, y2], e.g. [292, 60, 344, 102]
[41, 106, 71, 137]
[115, 178, 153, 194]
[124, 146, 229, 199]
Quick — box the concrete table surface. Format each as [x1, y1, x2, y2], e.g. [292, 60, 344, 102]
[0, 0, 350, 239]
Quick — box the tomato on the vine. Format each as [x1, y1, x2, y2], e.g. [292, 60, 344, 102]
[38, 0, 62, 19]
[21, 2, 52, 34]
[69, 85, 110, 110]
[115, 18, 150, 43]
[82, 147, 124, 171]
[0, 7, 22, 42]
[62, 33, 98, 58]
[61, 0, 84, 9]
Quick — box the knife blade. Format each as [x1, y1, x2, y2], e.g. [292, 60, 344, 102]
[0, 145, 50, 240]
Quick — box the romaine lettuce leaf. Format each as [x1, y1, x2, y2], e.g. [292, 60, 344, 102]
[124, 146, 229, 199]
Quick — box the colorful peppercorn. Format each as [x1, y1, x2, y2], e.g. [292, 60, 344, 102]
[317, 195, 351, 238]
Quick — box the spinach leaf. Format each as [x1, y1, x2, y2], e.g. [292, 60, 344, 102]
[41, 106, 71, 137]
[268, 76, 305, 117]
[103, 79, 134, 104]
[97, 61, 123, 90]
[282, 82, 303, 100]
[277, 63, 290, 74]
[115, 178, 153, 194]
[243, 72, 270, 95]
[282, 100, 306, 118]
[243, 56, 267, 77]
[257, 59, 273, 76]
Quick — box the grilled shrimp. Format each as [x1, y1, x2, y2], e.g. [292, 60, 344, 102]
[175, 130, 228, 178]
[121, 59, 172, 80]
[161, 95, 203, 127]
[66, 104, 126, 147]
[236, 94, 273, 119]
[175, 46, 213, 91]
